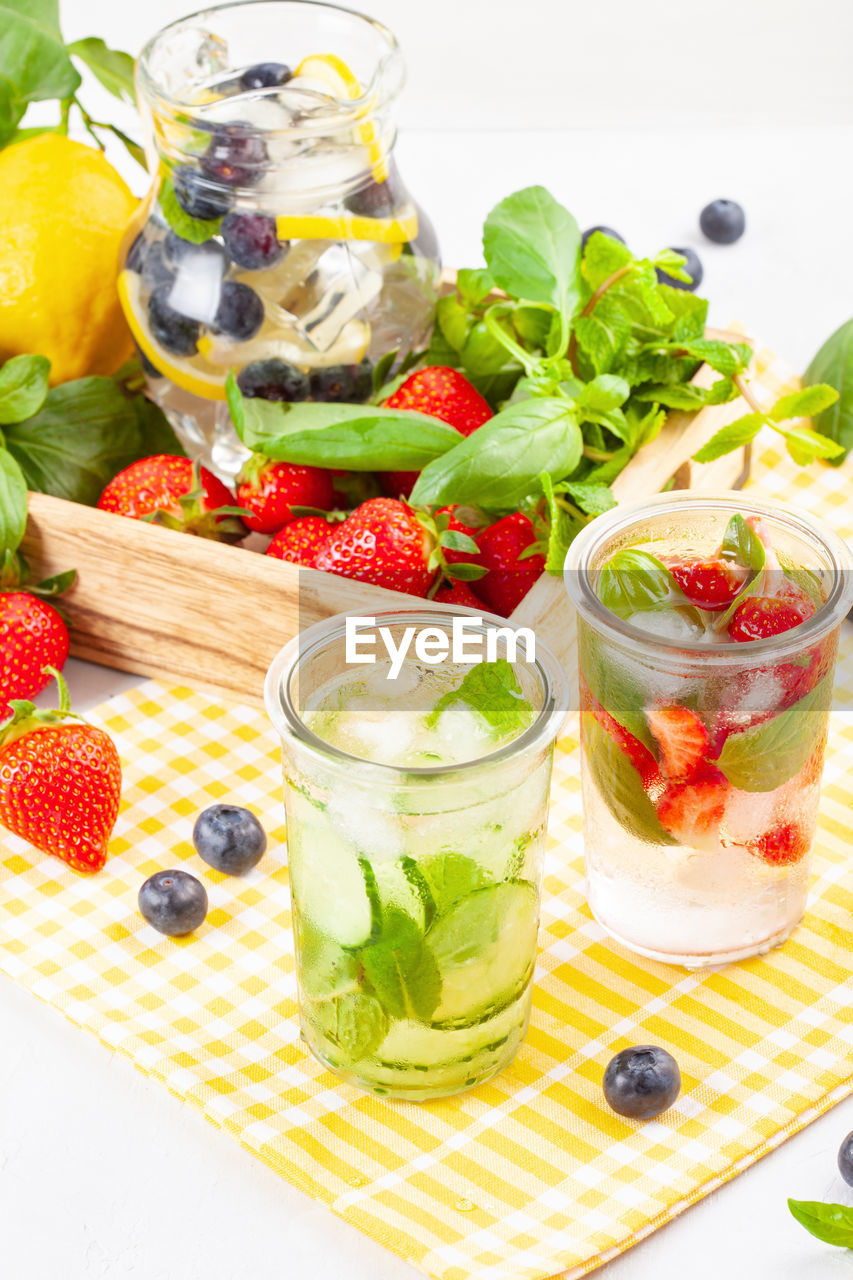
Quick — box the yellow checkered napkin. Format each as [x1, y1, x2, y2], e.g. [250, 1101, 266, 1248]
[2, 361, 853, 1280]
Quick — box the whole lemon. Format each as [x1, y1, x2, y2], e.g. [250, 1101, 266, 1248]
[0, 134, 139, 385]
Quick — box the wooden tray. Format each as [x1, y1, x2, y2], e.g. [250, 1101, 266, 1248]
[22, 335, 752, 705]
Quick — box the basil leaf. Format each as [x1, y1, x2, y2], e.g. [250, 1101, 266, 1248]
[426, 660, 534, 737]
[0, 354, 50, 424]
[0, 0, 80, 143]
[159, 175, 223, 245]
[460, 321, 514, 377]
[804, 317, 853, 463]
[716, 674, 832, 792]
[720, 512, 766, 573]
[456, 267, 494, 304]
[579, 628, 656, 751]
[410, 397, 583, 509]
[4, 377, 159, 505]
[788, 1199, 853, 1248]
[0, 448, 28, 558]
[582, 712, 676, 845]
[132, 394, 187, 457]
[482, 186, 582, 318]
[227, 375, 461, 470]
[436, 294, 469, 352]
[67, 37, 135, 103]
[596, 549, 679, 619]
[692, 413, 765, 463]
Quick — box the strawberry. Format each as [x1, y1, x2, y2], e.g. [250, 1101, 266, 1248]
[0, 593, 69, 717]
[235, 457, 335, 534]
[378, 366, 493, 498]
[265, 516, 332, 567]
[472, 513, 544, 617]
[728, 594, 815, 642]
[581, 687, 663, 794]
[0, 671, 121, 873]
[669, 558, 746, 611]
[432, 581, 482, 607]
[657, 769, 729, 845]
[98, 455, 246, 542]
[314, 498, 435, 596]
[749, 821, 810, 866]
[645, 703, 710, 781]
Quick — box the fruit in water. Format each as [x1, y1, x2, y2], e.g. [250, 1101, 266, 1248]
[315, 497, 435, 596]
[201, 122, 267, 187]
[345, 175, 398, 218]
[98, 455, 245, 542]
[148, 284, 200, 357]
[729, 595, 814, 642]
[581, 225, 626, 250]
[171, 164, 232, 221]
[193, 804, 267, 874]
[221, 212, 287, 270]
[310, 361, 373, 403]
[236, 457, 335, 534]
[657, 769, 729, 844]
[265, 516, 332, 567]
[700, 199, 746, 245]
[472, 513, 544, 617]
[237, 358, 310, 402]
[749, 821, 810, 866]
[139, 869, 208, 935]
[240, 62, 293, 90]
[0, 672, 121, 873]
[603, 1046, 681, 1119]
[838, 1131, 853, 1186]
[0, 134, 138, 383]
[582, 685, 663, 794]
[0, 594, 69, 716]
[645, 703, 710, 782]
[669, 558, 745, 611]
[657, 246, 703, 292]
[212, 280, 265, 342]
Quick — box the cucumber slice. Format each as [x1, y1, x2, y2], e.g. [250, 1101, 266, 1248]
[426, 880, 539, 1028]
[287, 821, 378, 947]
[374, 998, 525, 1068]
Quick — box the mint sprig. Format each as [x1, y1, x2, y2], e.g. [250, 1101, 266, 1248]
[426, 660, 535, 739]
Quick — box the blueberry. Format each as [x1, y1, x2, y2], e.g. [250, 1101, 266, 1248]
[201, 122, 267, 188]
[139, 869, 208, 936]
[141, 241, 176, 289]
[656, 246, 703, 292]
[221, 212, 287, 270]
[212, 280, 265, 342]
[164, 230, 228, 276]
[310, 360, 373, 403]
[126, 231, 147, 274]
[171, 164, 232, 221]
[193, 804, 267, 875]
[838, 1131, 853, 1186]
[582, 225, 626, 251]
[602, 1046, 681, 1119]
[137, 347, 163, 380]
[237, 358, 310, 401]
[344, 163, 402, 218]
[700, 198, 745, 245]
[148, 284, 201, 356]
[240, 62, 293, 90]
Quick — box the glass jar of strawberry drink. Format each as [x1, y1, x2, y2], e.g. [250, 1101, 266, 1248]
[120, 1, 440, 477]
[565, 492, 852, 967]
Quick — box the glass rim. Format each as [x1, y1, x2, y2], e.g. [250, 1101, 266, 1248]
[264, 607, 570, 779]
[138, 0, 402, 130]
[564, 490, 853, 664]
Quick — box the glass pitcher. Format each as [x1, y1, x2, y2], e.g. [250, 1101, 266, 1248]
[120, 0, 441, 476]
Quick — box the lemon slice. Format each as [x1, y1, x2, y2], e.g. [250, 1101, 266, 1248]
[275, 205, 418, 244]
[118, 271, 229, 402]
[197, 318, 371, 369]
[293, 52, 388, 182]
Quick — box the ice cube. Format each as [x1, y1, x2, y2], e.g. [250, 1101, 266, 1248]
[429, 703, 493, 763]
[168, 251, 226, 325]
[344, 713, 418, 763]
[327, 794, 404, 862]
[624, 607, 706, 644]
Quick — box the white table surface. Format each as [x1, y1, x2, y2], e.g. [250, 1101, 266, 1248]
[5, 87, 853, 1280]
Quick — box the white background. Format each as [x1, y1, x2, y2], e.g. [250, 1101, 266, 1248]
[4, 1, 853, 1277]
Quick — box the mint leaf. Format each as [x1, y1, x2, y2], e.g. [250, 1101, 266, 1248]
[652, 248, 690, 282]
[311, 991, 389, 1060]
[788, 1200, 853, 1248]
[411, 397, 583, 509]
[67, 37, 135, 103]
[776, 420, 845, 464]
[0, 449, 27, 558]
[227, 373, 462, 469]
[0, 354, 50, 424]
[692, 413, 765, 463]
[769, 384, 839, 422]
[596, 549, 680, 618]
[574, 299, 632, 375]
[426, 659, 535, 738]
[483, 186, 581, 318]
[804, 317, 853, 463]
[562, 480, 616, 517]
[578, 375, 630, 414]
[358, 909, 440, 1023]
[539, 471, 581, 574]
[634, 378, 736, 411]
[159, 175, 223, 244]
[456, 267, 494, 304]
[582, 712, 676, 845]
[716, 674, 832, 792]
[581, 232, 632, 289]
[419, 853, 490, 916]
